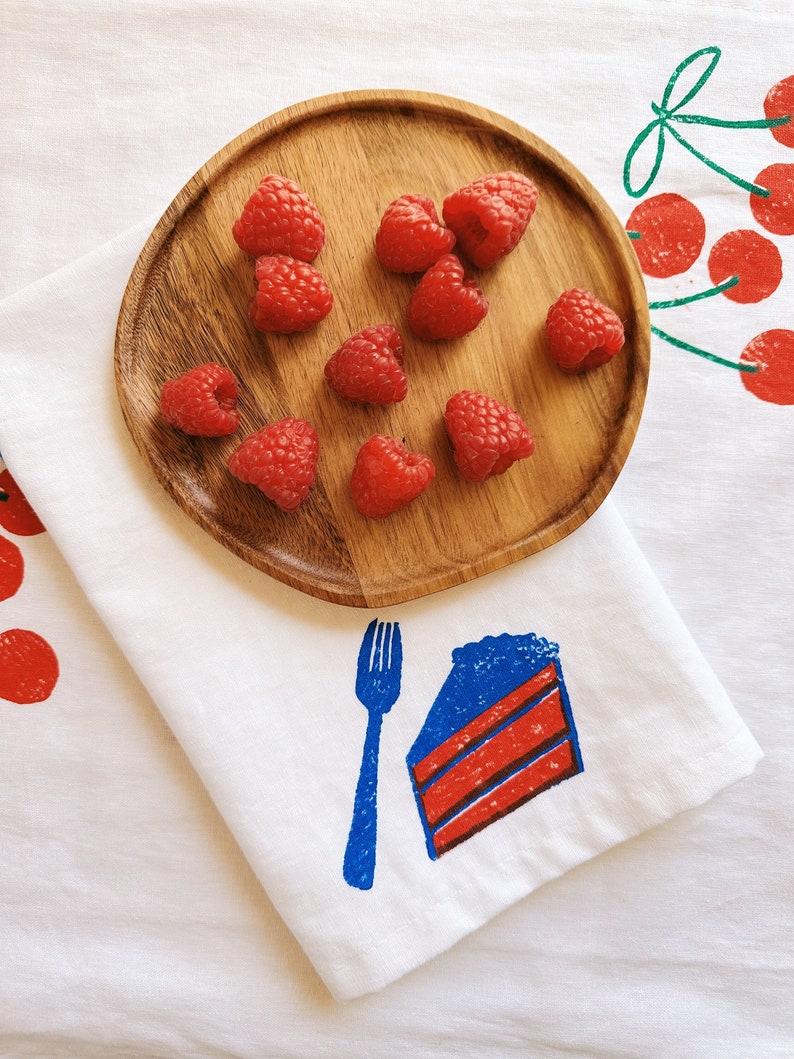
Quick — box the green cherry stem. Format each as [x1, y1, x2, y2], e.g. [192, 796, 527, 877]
[666, 110, 791, 131]
[0, 492, 8, 502]
[650, 323, 758, 372]
[648, 274, 739, 309]
[662, 120, 772, 198]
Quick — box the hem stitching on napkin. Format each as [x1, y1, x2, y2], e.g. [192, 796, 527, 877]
[341, 724, 760, 964]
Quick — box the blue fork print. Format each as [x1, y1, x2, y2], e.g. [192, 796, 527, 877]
[343, 620, 403, 891]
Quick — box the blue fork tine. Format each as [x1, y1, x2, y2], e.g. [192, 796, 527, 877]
[343, 620, 402, 890]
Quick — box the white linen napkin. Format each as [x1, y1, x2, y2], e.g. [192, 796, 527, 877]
[0, 220, 761, 1000]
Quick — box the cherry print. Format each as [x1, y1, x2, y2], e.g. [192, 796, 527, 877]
[624, 53, 794, 398]
[707, 229, 783, 303]
[750, 164, 794, 236]
[0, 628, 59, 704]
[738, 330, 794, 405]
[764, 76, 794, 149]
[0, 535, 25, 602]
[626, 193, 706, 277]
[0, 468, 46, 536]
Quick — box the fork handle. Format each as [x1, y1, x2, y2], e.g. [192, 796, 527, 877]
[343, 710, 384, 891]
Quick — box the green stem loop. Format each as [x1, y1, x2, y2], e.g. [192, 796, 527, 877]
[623, 46, 789, 199]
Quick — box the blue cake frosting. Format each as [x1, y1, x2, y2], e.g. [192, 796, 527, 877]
[407, 631, 561, 769]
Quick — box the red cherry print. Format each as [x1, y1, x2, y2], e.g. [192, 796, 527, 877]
[707, 229, 783, 303]
[750, 164, 794, 236]
[0, 535, 25, 602]
[0, 628, 59, 704]
[626, 193, 706, 278]
[0, 468, 46, 536]
[739, 329, 794, 405]
[764, 75, 794, 148]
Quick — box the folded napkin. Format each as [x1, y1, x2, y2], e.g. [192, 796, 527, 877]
[0, 221, 761, 1000]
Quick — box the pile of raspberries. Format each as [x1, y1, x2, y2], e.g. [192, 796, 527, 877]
[159, 173, 625, 517]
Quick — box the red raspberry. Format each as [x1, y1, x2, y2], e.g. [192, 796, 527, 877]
[159, 362, 240, 437]
[442, 171, 538, 269]
[324, 324, 407, 405]
[227, 417, 319, 512]
[406, 254, 488, 340]
[375, 194, 456, 272]
[232, 175, 325, 261]
[248, 255, 333, 333]
[444, 390, 534, 483]
[350, 435, 435, 518]
[545, 288, 625, 373]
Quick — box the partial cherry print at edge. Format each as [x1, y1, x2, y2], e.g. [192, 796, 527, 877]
[0, 453, 59, 704]
[0, 464, 46, 536]
[0, 534, 25, 603]
[624, 46, 794, 405]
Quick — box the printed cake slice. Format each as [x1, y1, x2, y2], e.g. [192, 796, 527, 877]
[406, 632, 583, 859]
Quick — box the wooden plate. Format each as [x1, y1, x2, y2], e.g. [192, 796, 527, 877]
[115, 90, 650, 609]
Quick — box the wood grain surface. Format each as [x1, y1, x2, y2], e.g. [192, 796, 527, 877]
[115, 90, 650, 608]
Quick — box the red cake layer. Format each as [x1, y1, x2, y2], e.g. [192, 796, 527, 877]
[411, 662, 559, 788]
[417, 686, 568, 828]
[430, 737, 578, 856]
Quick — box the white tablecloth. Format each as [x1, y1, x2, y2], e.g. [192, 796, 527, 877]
[1, 1, 791, 1055]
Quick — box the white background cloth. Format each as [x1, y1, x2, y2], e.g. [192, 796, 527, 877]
[0, 206, 762, 999]
[1, 0, 792, 1055]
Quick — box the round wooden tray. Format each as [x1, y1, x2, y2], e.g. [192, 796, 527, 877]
[115, 90, 650, 608]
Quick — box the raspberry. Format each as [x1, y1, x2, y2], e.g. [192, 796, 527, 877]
[406, 254, 488, 340]
[248, 255, 333, 333]
[545, 288, 625, 373]
[350, 435, 435, 518]
[324, 324, 407, 405]
[375, 194, 456, 272]
[159, 362, 240, 437]
[227, 417, 319, 512]
[442, 171, 538, 269]
[232, 175, 325, 261]
[444, 390, 534, 483]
